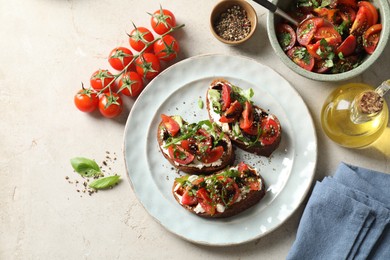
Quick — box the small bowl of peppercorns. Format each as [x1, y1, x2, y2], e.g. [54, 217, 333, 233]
[210, 0, 258, 45]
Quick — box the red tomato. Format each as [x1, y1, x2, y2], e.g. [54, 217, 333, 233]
[135, 53, 161, 80]
[313, 8, 338, 23]
[336, 34, 357, 56]
[150, 7, 176, 35]
[249, 181, 260, 191]
[161, 114, 180, 136]
[128, 27, 155, 52]
[238, 162, 250, 174]
[217, 176, 240, 205]
[313, 59, 332, 73]
[339, 5, 357, 24]
[350, 6, 371, 35]
[181, 138, 197, 153]
[358, 1, 378, 26]
[219, 100, 242, 123]
[307, 38, 338, 60]
[314, 23, 342, 43]
[108, 47, 135, 71]
[196, 188, 215, 215]
[287, 47, 315, 71]
[337, 0, 357, 8]
[239, 101, 254, 130]
[90, 69, 115, 93]
[297, 17, 324, 46]
[221, 83, 232, 111]
[117, 71, 144, 97]
[74, 87, 98, 113]
[98, 93, 123, 118]
[200, 146, 224, 164]
[181, 190, 197, 206]
[363, 24, 382, 54]
[153, 35, 180, 61]
[168, 145, 194, 165]
[260, 118, 280, 146]
[276, 23, 297, 51]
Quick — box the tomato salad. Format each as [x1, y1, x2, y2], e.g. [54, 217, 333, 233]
[277, 0, 382, 74]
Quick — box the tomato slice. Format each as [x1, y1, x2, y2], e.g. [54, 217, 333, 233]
[168, 145, 195, 165]
[339, 5, 357, 24]
[297, 17, 324, 46]
[358, 1, 378, 26]
[161, 114, 180, 137]
[350, 6, 371, 35]
[313, 8, 338, 23]
[200, 146, 224, 164]
[336, 34, 357, 56]
[180, 138, 197, 153]
[313, 59, 331, 73]
[219, 100, 243, 123]
[363, 24, 382, 54]
[239, 101, 254, 130]
[221, 83, 232, 111]
[196, 188, 215, 215]
[307, 38, 337, 60]
[337, 0, 357, 8]
[238, 162, 250, 174]
[249, 181, 260, 191]
[314, 23, 342, 44]
[287, 47, 315, 71]
[276, 23, 297, 51]
[181, 190, 198, 206]
[259, 118, 280, 146]
[220, 177, 240, 205]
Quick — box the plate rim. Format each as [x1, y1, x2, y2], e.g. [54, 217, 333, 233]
[123, 53, 318, 246]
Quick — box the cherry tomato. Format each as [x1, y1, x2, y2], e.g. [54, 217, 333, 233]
[74, 87, 98, 113]
[153, 35, 180, 61]
[135, 53, 161, 80]
[307, 38, 337, 60]
[313, 8, 338, 23]
[337, 0, 357, 8]
[196, 188, 215, 215]
[239, 101, 254, 130]
[181, 190, 197, 206]
[350, 6, 371, 35]
[249, 181, 260, 191]
[363, 24, 382, 54]
[150, 7, 176, 35]
[219, 100, 242, 123]
[128, 26, 155, 52]
[238, 162, 250, 174]
[181, 138, 197, 153]
[297, 17, 324, 46]
[108, 47, 135, 71]
[200, 146, 224, 164]
[358, 1, 378, 26]
[276, 23, 297, 51]
[259, 117, 280, 146]
[90, 69, 115, 93]
[161, 114, 180, 136]
[287, 46, 315, 71]
[314, 22, 342, 43]
[98, 93, 123, 118]
[117, 71, 144, 97]
[221, 83, 232, 111]
[168, 145, 195, 165]
[336, 34, 357, 56]
[313, 59, 332, 73]
[338, 5, 357, 24]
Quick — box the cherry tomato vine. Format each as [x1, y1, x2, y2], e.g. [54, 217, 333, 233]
[74, 5, 185, 118]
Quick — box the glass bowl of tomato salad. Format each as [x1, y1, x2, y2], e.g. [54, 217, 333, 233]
[267, 0, 390, 81]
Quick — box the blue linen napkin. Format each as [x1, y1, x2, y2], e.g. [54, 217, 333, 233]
[287, 162, 390, 260]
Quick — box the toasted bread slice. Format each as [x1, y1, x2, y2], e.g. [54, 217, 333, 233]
[172, 162, 266, 218]
[206, 79, 281, 157]
[157, 115, 235, 175]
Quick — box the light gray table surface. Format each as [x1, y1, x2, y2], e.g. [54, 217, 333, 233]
[1, 0, 389, 259]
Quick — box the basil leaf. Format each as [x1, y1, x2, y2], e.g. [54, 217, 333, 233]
[89, 175, 120, 190]
[70, 157, 102, 177]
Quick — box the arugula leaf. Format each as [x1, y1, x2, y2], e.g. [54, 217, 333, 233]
[231, 85, 254, 104]
[70, 157, 102, 177]
[89, 175, 120, 190]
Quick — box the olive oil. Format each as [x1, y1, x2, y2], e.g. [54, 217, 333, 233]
[321, 82, 389, 148]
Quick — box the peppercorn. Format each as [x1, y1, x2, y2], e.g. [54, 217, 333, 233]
[214, 5, 251, 42]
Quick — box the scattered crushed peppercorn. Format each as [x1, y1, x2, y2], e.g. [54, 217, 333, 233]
[214, 5, 251, 42]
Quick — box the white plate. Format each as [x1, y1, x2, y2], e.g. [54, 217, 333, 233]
[123, 54, 317, 246]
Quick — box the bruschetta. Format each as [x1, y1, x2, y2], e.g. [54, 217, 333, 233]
[157, 114, 235, 175]
[172, 162, 266, 218]
[206, 79, 281, 157]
